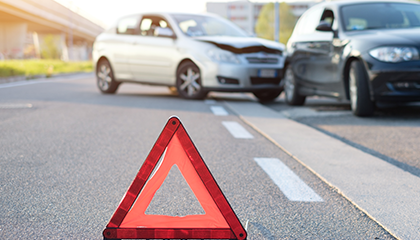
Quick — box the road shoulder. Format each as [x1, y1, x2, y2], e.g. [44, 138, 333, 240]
[225, 100, 420, 240]
[0, 72, 94, 89]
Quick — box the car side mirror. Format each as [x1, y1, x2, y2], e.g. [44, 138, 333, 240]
[316, 21, 333, 32]
[154, 27, 176, 39]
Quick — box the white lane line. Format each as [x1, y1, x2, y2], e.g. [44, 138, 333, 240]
[254, 158, 323, 202]
[0, 103, 33, 109]
[222, 121, 254, 139]
[0, 80, 49, 89]
[205, 99, 217, 104]
[210, 106, 229, 116]
[0, 74, 92, 89]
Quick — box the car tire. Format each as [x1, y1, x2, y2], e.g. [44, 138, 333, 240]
[96, 59, 120, 94]
[176, 62, 207, 99]
[349, 60, 375, 116]
[253, 89, 282, 102]
[284, 64, 306, 106]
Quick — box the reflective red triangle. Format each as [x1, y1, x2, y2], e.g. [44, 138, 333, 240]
[121, 133, 229, 228]
[103, 116, 247, 240]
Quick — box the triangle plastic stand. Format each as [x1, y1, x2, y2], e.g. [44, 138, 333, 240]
[103, 116, 247, 240]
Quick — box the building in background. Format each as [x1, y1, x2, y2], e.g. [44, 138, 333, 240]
[0, 0, 104, 60]
[206, 0, 321, 34]
[207, 1, 262, 34]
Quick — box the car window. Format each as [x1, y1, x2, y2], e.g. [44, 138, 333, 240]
[117, 16, 139, 35]
[178, 19, 200, 34]
[140, 19, 153, 34]
[321, 9, 334, 28]
[341, 3, 420, 31]
[139, 16, 172, 37]
[171, 14, 248, 37]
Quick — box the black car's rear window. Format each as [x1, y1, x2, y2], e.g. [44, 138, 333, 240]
[341, 3, 420, 31]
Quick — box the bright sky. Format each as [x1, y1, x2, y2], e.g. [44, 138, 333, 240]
[55, 0, 303, 28]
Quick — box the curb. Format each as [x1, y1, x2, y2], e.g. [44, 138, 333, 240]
[225, 100, 420, 240]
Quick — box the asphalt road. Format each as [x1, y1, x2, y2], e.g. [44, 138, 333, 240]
[0, 76, 396, 239]
[264, 96, 420, 178]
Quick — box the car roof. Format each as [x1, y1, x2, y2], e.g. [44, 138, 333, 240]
[110, 12, 223, 30]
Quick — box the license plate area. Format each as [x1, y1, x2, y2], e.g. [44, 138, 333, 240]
[258, 69, 277, 78]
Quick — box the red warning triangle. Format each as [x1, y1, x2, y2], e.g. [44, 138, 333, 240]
[103, 116, 247, 240]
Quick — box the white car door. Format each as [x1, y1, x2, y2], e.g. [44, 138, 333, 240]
[111, 15, 140, 80]
[127, 15, 180, 85]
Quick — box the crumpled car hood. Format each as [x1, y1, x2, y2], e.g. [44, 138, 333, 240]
[194, 36, 285, 55]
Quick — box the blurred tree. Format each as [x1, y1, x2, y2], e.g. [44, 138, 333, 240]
[41, 34, 60, 59]
[255, 2, 297, 44]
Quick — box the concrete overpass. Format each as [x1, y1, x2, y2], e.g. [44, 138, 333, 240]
[0, 0, 105, 60]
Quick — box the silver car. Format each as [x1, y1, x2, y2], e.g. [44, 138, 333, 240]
[93, 12, 286, 101]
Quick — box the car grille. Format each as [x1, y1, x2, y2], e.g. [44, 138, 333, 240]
[251, 77, 282, 85]
[246, 57, 278, 64]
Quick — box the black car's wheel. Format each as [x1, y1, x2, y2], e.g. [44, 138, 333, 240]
[349, 60, 375, 116]
[253, 89, 282, 102]
[284, 64, 306, 106]
[96, 59, 120, 94]
[176, 62, 207, 99]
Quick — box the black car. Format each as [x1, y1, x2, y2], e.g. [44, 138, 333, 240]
[284, 0, 420, 116]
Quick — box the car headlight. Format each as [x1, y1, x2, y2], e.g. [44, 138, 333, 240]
[369, 47, 419, 63]
[207, 48, 240, 64]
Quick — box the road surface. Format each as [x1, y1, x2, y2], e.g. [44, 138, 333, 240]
[2, 75, 417, 239]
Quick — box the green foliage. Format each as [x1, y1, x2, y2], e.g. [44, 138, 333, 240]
[0, 60, 93, 78]
[40, 35, 61, 59]
[255, 2, 297, 44]
[0, 65, 25, 77]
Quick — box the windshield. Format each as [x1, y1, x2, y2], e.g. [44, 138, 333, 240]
[341, 3, 420, 31]
[171, 14, 248, 37]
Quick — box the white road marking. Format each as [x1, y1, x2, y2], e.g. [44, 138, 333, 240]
[210, 106, 229, 116]
[254, 158, 323, 202]
[204, 99, 217, 104]
[0, 74, 92, 89]
[222, 121, 254, 139]
[0, 80, 49, 89]
[0, 103, 33, 109]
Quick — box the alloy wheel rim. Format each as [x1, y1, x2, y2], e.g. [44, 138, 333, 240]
[349, 67, 358, 110]
[97, 64, 112, 90]
[285, 67, 295, 101]
[179, 68, 201, 96]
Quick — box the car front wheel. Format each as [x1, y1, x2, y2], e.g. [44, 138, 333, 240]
[96, 59, 120, 94]
[176, 62, 207, 99]
[284, 64, 306, 106]
[349, 60, 375, 116]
